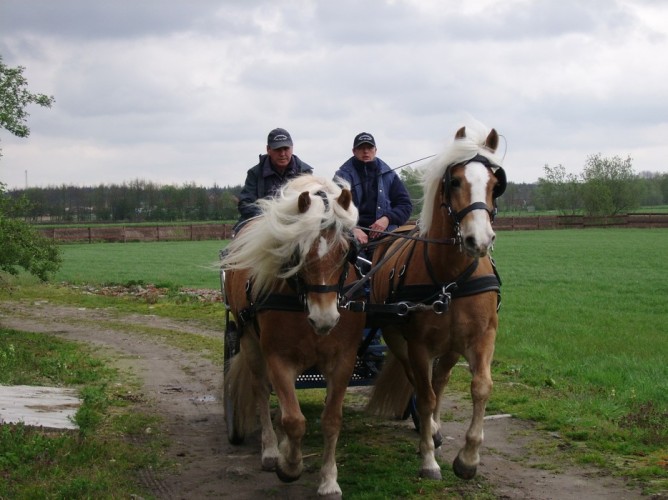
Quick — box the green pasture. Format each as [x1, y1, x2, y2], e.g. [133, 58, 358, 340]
[2, 227, 667, 496]
[50, 240, 225, 289]
[492, 228, 667, 492]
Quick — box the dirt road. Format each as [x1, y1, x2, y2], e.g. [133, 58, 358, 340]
[0, 299, 647, 499]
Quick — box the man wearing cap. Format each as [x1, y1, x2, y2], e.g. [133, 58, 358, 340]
[334, 132, 412, 251]
[234, 128, 313, 233]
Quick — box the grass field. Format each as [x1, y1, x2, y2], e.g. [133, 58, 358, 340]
[491, 228, 667, 491]
[3, 227, 668, 495]
[50, 240, 225, 289]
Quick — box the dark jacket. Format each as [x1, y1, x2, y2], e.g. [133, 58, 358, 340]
[236, 154, 313, 228]
[334, 157, 412, 232]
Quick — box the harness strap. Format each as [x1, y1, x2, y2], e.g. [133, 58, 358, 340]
[390, 275, 500, 304]
[340, 226, 419, 303]
[451, 201, 492, 224]
[255, 293, 306, 312]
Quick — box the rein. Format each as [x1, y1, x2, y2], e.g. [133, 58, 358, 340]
[338, 226, 421, 307]
[358, 226, 458, 246]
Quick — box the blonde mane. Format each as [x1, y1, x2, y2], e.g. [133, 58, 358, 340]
[418, 123, 503, 235]
[221, 174, 358, 298]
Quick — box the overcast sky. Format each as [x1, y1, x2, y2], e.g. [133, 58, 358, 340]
[1, 0, 667, 190]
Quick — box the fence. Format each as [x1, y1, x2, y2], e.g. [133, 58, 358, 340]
[37, 213, 668, 243]
[493, 213, 668, 231]
[37, 224, 233, 243]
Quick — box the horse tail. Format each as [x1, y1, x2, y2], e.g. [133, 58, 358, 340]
[224, 347, 260, 437]
[366, 351, 414, 419]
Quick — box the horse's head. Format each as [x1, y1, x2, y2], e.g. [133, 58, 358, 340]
[420, 126, 506, 258]
[292, 188, 357, 335]
[222, 175, 358, 336]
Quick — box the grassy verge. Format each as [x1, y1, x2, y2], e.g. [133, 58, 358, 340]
[0, 328, 168, 499]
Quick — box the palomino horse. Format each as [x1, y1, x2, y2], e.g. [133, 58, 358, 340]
[221, 174, 365, 498]
[366, 125, 507, 481]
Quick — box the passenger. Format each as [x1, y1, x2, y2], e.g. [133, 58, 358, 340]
[334, 132, 412, 264]
[234, 128, 313, 234]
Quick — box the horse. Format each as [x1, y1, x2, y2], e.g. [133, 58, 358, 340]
[221, 174, 365, 498]
[365, 124, 507, 481]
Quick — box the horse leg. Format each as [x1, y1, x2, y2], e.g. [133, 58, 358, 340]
[238, 333, 279, 471]
[267, 360, 305, 483]
[257, 379, 279, 471]
[453, 344, 494, 480]
[430, 351, 460, 449]
[316, 377, 348, 498]
[408, 343, 442, 480]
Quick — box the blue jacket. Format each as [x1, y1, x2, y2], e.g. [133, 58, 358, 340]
[334, 157, 412, 232]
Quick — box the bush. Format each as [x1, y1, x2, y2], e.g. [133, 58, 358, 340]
[1, 185, 61, 281]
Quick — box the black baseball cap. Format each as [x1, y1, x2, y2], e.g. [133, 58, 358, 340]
[267, 128, 293, 149]
[353, 132, 376, 148]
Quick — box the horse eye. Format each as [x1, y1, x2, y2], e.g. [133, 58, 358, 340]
[450, 178, 461, 189]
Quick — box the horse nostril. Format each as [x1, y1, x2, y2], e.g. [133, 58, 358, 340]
[465, 236, 476, 249]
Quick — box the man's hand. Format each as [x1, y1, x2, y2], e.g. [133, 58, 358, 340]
[353, 227, 368, 244]
[369, 216, 389, 239]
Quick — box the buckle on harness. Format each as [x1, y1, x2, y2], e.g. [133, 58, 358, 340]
[433, 288, 452, 314]
[397, 302, 412, 317]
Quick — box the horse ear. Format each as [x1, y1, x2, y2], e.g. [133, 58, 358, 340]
[484, 129, 499, 152]
[337, 189, 352, 211]
[455, 126, 466, 139]
[298, 191, 311, 214]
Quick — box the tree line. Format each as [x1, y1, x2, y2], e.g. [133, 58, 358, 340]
[6, 161, 668, 224]
[7, 180, 244, 223]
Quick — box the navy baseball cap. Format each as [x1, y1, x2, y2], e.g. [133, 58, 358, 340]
[353, 132, 376, 148]
[267, 128, 293, 149]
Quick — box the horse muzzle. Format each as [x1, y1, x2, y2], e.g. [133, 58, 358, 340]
[306, 296, 341, 336]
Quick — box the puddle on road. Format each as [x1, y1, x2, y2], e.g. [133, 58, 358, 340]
[190, 395, 216, 403]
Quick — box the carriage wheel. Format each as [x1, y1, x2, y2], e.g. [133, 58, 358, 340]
[224, 319, 244, 445]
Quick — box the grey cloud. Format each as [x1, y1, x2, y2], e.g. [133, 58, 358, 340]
[0, 0, 226, 39]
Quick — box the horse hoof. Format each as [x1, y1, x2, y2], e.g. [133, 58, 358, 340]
[276, 466, 301, 483]
[261, 456, 277, 471]
[318, 492, 342, 500]
[419, 468, 442, 480]
[452, 455, 477, 480]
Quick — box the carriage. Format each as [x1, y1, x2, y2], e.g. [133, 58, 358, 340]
[219, 124, 506, 497]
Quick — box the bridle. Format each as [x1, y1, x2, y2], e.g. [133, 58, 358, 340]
[285, 188, 359, 301]
[440, 154, 507, 229]
[285, 238, 355, 303]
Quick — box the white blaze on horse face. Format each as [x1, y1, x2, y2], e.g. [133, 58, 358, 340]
[317, 236, 329, 258]
[462, 162, 496, 257]
[306, 236, 340, 335]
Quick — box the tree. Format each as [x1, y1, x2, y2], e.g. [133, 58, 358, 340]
[536, 164, 581, 214]
[580, 153, 640, 215]
[1, 55, 61, 281]
[400, 167, 423, 219]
